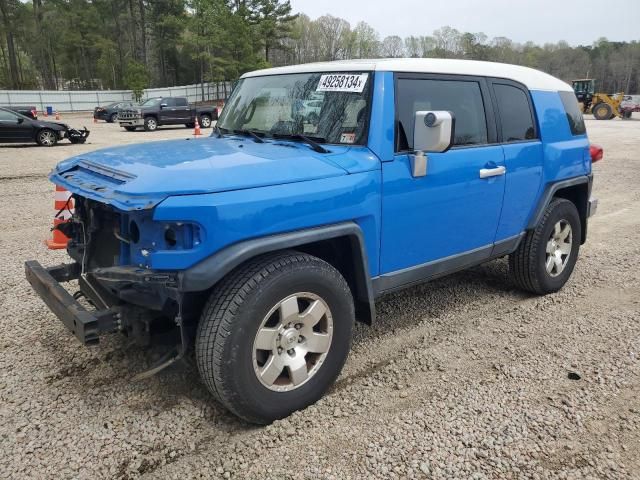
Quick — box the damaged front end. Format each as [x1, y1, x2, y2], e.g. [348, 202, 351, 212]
[25, 195, 206, 377]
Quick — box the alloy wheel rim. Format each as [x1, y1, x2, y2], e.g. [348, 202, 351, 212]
[148, 119, 156, 129]
[40, 131, 55, 145]
[545, 220, 572, 277]
[252, 292, 333, 392]
[201, 116, 211, 127]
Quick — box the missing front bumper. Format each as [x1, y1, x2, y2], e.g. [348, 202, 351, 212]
[24, 261, 120, 345]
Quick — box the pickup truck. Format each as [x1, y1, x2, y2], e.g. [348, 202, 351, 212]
[117, 96, 218, 131]
[26, 59, 599, 424]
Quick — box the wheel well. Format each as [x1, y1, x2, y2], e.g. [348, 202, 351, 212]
[293, 236, 374, 325]
[553, 183, 588, 244]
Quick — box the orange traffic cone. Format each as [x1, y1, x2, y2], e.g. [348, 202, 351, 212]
[45, 185, 74, 250]
[55, 111, 60, 120]
[43, 110, 48, 117]
[193, 117, 201, 137]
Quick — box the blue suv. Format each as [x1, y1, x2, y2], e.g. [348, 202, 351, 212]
[26, 59, 599, 423]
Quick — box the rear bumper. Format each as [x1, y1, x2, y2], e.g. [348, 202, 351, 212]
[25, 261, 120, 345]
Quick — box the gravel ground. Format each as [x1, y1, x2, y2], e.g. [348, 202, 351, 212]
[0, 114, 639, 479]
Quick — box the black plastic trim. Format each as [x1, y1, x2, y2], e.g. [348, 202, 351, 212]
[178, 222, 377, 324]
[527, 175, 591, 230]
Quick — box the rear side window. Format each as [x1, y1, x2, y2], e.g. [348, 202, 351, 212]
[396, 78, 488, 150]
[559, 91, 586, 135]
[175, 98, 188, 107]
[493, 84, 537, 142]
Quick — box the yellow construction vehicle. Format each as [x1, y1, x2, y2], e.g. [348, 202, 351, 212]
[572, 79, 625, 120]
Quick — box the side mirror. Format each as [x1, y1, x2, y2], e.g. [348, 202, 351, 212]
[160, 103, 168, 108]
[413, 111, 455, 153]
[410, 111, 455, 177]
[17, 117, 24, 124]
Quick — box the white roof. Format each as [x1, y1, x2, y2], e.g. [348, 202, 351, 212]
[242, 58, 573, 92]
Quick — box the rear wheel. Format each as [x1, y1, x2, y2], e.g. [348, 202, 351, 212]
[196, 251, 354, 424]
[36, 128, 57, 147]
[509, 198, 581, 295]
[144, 116, 158, 131]
[622, 110, 632, 119]
[592, 102, 612, 120]
[199, 114, 212, 128]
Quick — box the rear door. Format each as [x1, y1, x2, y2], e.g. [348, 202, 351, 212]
[380, 74, 506, 279]
[173, 97, 191, 123]
[489, 79, 544, 245]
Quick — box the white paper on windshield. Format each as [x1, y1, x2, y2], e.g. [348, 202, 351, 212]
[316, 73, 368, 93]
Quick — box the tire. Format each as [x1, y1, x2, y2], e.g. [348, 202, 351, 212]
[144, 116, 158, 131]
[124, 126, 137, 132]
[592, 102, 612, 120]
[36, 128, 57, 147]
[622, 111, 632, 119]
[109, 112, 118, 123]
[199, 114, 212, 128]
[196, 251, 355, 424]
[509, 198, 581, 295]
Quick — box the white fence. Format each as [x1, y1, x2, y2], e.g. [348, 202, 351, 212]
[0, 82, 232, 113]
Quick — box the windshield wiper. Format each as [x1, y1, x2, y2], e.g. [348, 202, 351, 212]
[272, 133, 329, 153]
[233, 129, 265, 143]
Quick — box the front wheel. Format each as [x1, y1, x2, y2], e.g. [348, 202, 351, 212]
[196, 251, 354, 424]
[144, 116, 158, 131]
[36, 128, 57, 147]
[592, 102, 612, 120]
[509, 198, 581, 295]
[199, 114, 212, 128]
[109, 112, 118, 123]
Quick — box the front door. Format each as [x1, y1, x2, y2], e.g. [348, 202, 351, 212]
[0, 109, 32, 142]
[380, 75, 506, 280]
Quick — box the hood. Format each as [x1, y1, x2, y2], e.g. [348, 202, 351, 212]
[34, 120, 67, 130]
[50, 136, 379, 210]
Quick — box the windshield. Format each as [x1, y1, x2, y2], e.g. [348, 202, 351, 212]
[141, 98, 162, 107]
[217, 72, 372, 145]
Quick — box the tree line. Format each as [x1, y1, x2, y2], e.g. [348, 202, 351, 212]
[1, 1, 638, 95]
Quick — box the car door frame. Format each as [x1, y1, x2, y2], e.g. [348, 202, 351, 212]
[375, 72, 508, 294]
[172, 97, 192, 123]
[159, 97, 176, 123]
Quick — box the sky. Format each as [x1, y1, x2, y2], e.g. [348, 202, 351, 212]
[288, 0, 640, 46]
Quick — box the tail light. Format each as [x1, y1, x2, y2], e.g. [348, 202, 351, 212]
[589, 144, 603, 163]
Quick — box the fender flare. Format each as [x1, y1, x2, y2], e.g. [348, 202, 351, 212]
[527, 175, 591, 229]
[177, 222, 376, 323]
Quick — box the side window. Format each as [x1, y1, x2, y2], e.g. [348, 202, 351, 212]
[163, 98, 176, 107]
[174, 98, 188, 107]
[0, 110, 18, 121]
[396, 78, 488, 151]
[493, 83, 537, 142]
[559, 91, 586, 135]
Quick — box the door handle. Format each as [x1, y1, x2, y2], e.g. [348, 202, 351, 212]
[479, 166, 506, 178]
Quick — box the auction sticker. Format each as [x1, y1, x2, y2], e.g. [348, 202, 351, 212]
[317, 73, 368, 93]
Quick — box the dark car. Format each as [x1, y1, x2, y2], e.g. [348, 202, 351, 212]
[1, 105, 38, 119]
[0, 107, 89, 146]
[118, 96, 218, 131]
[94, 101, 137, 123]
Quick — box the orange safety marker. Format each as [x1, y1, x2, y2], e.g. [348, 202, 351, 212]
[43, 110, 48, 117]
[45, 185, 74, 250]
[193, 117, 201, 137]
[55, 111, 60, 120]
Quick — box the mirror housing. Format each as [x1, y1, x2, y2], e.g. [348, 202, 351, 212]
[160, 103, 168, 108]
[413, 111, 455, 153]
[17, 117, 24, 124]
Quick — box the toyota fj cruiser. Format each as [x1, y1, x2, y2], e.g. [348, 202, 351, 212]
[26, 59, 599, 424]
